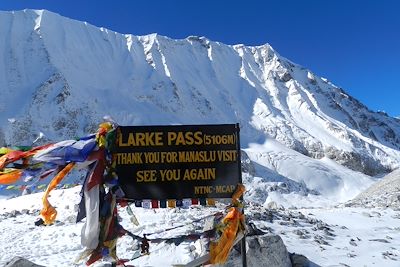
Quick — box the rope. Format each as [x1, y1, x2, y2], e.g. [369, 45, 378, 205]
[120, 210, 223, 262]
[143, 211, 223, 237]
[122, 211, 221, 243]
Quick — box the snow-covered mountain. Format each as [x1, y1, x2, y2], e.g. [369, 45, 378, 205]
[1, 9, 400, 204]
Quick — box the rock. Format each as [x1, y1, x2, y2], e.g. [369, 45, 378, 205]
[349, 239, 358, 246]
[314, 235, 330, 246]
[9, 210, 21, 218]
[316, 222, 327, 230]
[266, 201, 279, 210]
[224, 234, 292, 266]
[34, 218, 44, 226]
[246, 235, 292, 267]
[4, 257, 45, 267]
[289, 253, 310, 267]
[382, 251, 398, 260]
[323, 228, 336, 237]
[293, 229, 310, 239]
[362, 212, 372, 217]
[369, 238, 390, 243]
[65, 214, 77, 223]
[91, 261, 116, 267]
[21, 209, 29, 215]
[247, 222, 266, 236]
[74, 204, 80, 212]
[241, 151, 256, 176]
[279, 71, 293, 82]
[252, 212, 262, 220]
[371, 211, 381, 217]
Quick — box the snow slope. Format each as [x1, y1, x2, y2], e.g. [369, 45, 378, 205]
[1, 187, 399, 267]
[348, 169, 400, 208]
[1, 9, 400, 203]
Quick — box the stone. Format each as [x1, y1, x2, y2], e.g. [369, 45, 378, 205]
[4, 257, 45, 267]
[224, 234, 292, 267]
[266, 201, 279, 210]
[246, 235, 292, 267]
[247, 222, 266, 236]
[290, 253, 310, 267]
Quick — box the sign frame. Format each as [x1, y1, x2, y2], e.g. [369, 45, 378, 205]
[113, 123, 242, 200]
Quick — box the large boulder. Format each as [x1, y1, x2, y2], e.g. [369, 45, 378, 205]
[224, 235, 292, 267]
[290, 253, 310, 267]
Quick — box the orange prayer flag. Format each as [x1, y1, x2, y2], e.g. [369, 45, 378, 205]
[0, 169, 23, 184]
[40, 162, 75, 225]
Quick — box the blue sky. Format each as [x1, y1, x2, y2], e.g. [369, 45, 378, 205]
[1, 0, 399, 116]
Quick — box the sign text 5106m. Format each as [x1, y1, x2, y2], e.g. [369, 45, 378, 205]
[118, 131, 236, 147]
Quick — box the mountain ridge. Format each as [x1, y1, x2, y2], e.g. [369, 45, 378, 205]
[1, 9, 400, 203]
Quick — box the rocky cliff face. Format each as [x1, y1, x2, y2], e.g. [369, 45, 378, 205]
[1, 10, 399, 202]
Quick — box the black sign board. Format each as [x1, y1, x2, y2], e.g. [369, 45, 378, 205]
[113, 124, 241, 200]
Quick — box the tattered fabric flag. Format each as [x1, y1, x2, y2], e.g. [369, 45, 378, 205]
[0, 169, 23, 184]
[77, 148, 107, 251]
[175, 199, 183, 207]
[167, 199, 176, 208]
[0, 144, 53, 170]
[142, 200, 151, 209]
[151, 200, 159, 209]
[199, 198, 207, 206]
[40, 162, 76, 225]
[96, 122, 113, 148]
[210, 207, 244, 264]
[126, 205, 139, 226]
[76, 148, 107, 224]
[33, 138, 96, 166]
[209, 184, 246, 264]
[134, 200, 142, 207]
[37, 184, 47, 189]
[0, 150, 25, 169]
[182, 198, 192, 208]
[159, 199, 167, 208]
[80, 176, 101, 249]
[0, 147, 11, 155]
[85, 189, 127, 266]
[207, 198, 216, 206]
[21, 166, 43, 182]
[39, 167, 58, 180]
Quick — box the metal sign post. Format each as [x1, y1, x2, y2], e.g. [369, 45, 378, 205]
[236, 123, 247, 267]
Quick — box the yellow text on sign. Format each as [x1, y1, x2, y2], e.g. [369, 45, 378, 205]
[119, 132, 164, 147]
[135, 168, 216, 183]
[115, 150, 237, 165]
[194, 185, 236, 195]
